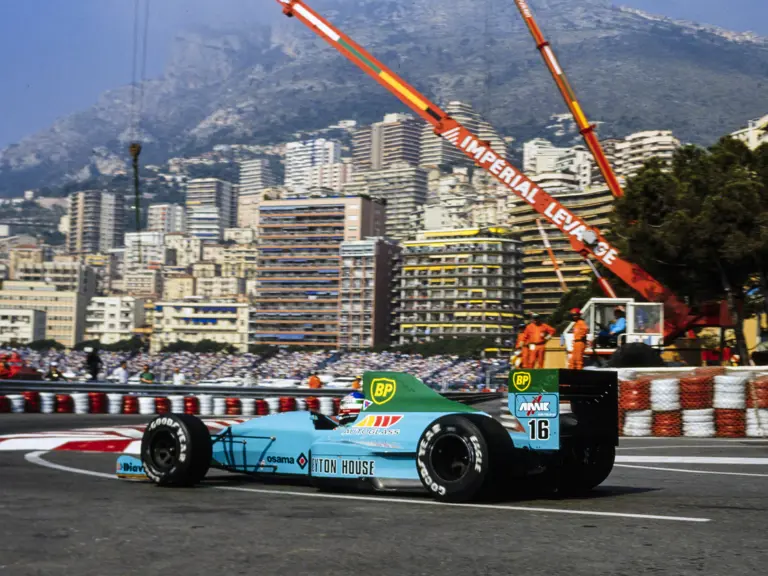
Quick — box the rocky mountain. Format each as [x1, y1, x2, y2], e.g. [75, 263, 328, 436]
[1, 0, 767, 195]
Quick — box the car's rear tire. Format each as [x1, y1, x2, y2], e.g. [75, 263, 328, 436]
[557, 440, 616, 495]
[416, 415, 489, 502]
[141, 414, 212, 486]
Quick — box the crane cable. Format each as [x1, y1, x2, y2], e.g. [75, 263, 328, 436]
[129, 0, 151, 265]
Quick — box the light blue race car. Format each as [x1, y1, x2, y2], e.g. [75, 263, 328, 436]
[117, 370, 618, 502]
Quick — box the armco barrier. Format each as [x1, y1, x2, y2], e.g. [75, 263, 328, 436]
[0, 379, 500, 417]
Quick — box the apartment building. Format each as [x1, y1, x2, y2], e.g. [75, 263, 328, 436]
[393, 228, 524, 346]
[84, 296, 145, 344]
[151, 299, 250, 353]
[147, 203, 186, 233]
[338, 238, 399, 349]
[239, 159, 277, 194]
[162, 275, 196, 301]
[237, 186, 285, 229]
[305, 161, 353, 192]
[223, 227, 256, 245]
[615, 130, 680, 177]
[420, 101, 505, 169]
[124, 231, 168, 272]
[15, 261, 97, 297]
[220, 244, 259, 279]
[8, 245, 50, 279]
[0, 281, 88, 347]
[250, 196, 386, 347]
[124, 270, 162, 299]
[353, 113, 422, 173]
[0, 309, 46, 344]
[345, 163, 427, 241]
[164, 234, 202, 267]
[67, 190, 124, 255]
[284, 139, 342, 193]
[195, 277, 245, 299]
[186, 178, 237, 242]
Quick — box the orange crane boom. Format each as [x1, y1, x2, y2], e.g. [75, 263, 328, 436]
[275, 0, 700, 341]
[535, 218, 567, 292]
[511, 0, 624, 199]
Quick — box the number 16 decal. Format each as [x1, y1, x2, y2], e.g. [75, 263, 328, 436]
[527, 419, 550, 440]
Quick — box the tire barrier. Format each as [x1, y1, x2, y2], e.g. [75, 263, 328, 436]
[1, 391, 345, 418]
[88, 392, 108, 414]
[618, 370, 768, 438]
[23, 391, 40, 413]
[55, 394, 73, 413]
[39, 392, 55, 414]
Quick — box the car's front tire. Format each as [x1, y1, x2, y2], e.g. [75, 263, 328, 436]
[416, 415, 490, 502]
[141, 414, 212, 486]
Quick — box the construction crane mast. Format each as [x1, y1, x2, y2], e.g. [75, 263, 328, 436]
[274, 0, 714, 343]
[511, 0, 624, 199]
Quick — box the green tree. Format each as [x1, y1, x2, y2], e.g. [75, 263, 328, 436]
[610, 138, 768, 363]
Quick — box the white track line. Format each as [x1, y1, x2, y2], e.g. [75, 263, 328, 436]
[23, 451, 711, 524]
[25, 451, 117, 480]
[215, 486, 710, 523]
[615, 464, 768, 478]
[618, 445, 768, 451]
[616, 456, 768, 465]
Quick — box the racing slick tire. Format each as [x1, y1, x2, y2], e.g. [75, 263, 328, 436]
[141, 413, 212, 486]
[556, 440, 616, 495]
[416, 415, 490, 503]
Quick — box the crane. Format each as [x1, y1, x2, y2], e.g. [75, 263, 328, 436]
[274, 0, 726, 346]
[511, 0, 624, 199]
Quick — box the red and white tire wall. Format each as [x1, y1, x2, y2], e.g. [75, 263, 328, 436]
[619, 367, 768, 438]
[0, 392, 339, 418]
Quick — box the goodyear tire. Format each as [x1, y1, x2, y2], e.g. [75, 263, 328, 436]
[141, 414, 212, 486]
[416, 415, 489, 503]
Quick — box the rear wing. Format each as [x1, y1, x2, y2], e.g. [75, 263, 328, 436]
[506, 369, 618, 451]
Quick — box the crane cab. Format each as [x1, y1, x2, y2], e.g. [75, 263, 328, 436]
[562, 298, 664, 363]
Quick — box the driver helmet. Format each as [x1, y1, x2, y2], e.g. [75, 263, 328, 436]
[338, 390, 365, 426]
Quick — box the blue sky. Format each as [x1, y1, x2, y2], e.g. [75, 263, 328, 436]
[1, 0, 766, 148]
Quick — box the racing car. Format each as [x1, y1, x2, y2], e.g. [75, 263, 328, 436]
[117, 369, 618, 502]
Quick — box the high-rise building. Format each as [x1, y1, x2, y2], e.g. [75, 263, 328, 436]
[338, 238, 399, 349]
[239, 159, 278, 194]
[250, 196, 386, 347]
[147, 203, 186, 233]
[67, 190, 124, 255]
[186, 178, 236, 242]
[164, 234, 202, 267]
[345, 163, 427, 241]
[393, 227, 524, 346]
[284, 139, 342, 193]
[523, 139, 592, 192]
[353, 113, 421, 173]
[615, 130, 680, 178]
[305, 161, 353, 192]
[420, 101, 506, 169]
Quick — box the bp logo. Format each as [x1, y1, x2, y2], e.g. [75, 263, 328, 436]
[512, 371, 532, 392]
[370, 377, 397, 405]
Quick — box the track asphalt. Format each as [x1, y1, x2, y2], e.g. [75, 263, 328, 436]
[1, 415, 767, 576]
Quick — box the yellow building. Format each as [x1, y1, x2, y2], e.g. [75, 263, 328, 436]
[394, 227, 524, 345]
[162, 276, 196, 301]
[151, 299, 249, 353]
[509, 185, 615, 317]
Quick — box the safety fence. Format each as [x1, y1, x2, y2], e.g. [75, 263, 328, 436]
[617, 367, 768, 438]
[0, 380, 499, 417]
